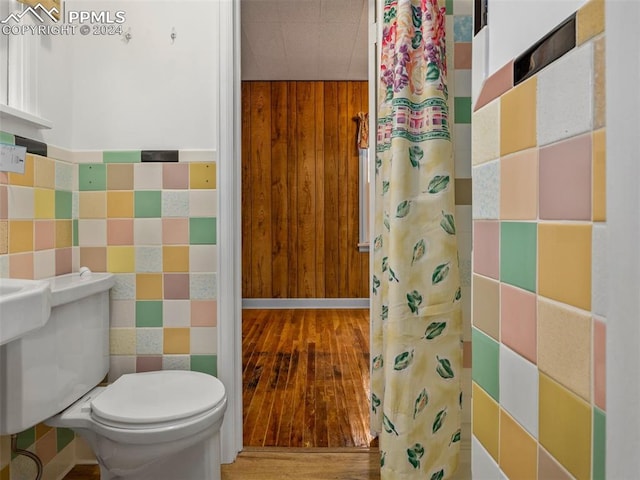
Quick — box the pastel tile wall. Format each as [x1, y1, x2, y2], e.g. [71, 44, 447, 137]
[470, 0, 606, 478]
[0, 136, 218, 479]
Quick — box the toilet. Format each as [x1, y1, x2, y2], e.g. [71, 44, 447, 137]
[0, 271, 227, 480]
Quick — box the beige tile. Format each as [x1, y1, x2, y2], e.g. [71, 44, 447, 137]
[34, 156, 56, 189]
[472, 274, 499, 341]
[110, 328, 136, 355]
[472, 99, 500, 165]
[577, 0, 604, 45]
[79, 192, 106, 218]
[500, 149, 538, 220]
[594, 36, 605, 129]
[500, 77, 537, 156]
[593, 129, 606, 221]
[538, 297, 591, 401]
[539, 445, 576, 480]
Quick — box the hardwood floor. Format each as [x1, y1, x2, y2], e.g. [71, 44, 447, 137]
[242, 308, 374, 448]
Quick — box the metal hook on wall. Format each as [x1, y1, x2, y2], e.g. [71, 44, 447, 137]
[170, 27, 177, 44]
[122, 27, 132, 43]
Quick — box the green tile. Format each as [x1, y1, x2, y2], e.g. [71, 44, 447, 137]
[445, 0, 454, 14]
[454, 97, 472, 124]
[0, 131, 15, 144]
[136, 301, 163, 327]
[190, 217, 216, 245]
[191, 355, 217, 376]
[73, 219, 79, 246]
[593, 408, 606, 480]
[135, 191, 162, 218]
[472, 327, 499, 401]
[500, 222, 537, 292]
[79, 164, 107, 191]
[56, 427, 75, 452]
[16, 427, 35, 450]
[103, 151, 141, 163]
[55, 190, 73, 219]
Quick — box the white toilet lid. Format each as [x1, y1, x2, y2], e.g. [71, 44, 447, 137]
[91, 371, 225, 425]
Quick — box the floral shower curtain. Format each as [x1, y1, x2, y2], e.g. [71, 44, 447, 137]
[370, 0, 462, 478]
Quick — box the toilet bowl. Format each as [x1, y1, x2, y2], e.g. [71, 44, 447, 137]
[0, 271, 227, 480]
[47, 370, 227, 480]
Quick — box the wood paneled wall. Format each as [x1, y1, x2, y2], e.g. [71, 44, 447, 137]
[242, 81, 369, 299]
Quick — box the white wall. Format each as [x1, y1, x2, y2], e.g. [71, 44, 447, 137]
[38, 0, 219, 151]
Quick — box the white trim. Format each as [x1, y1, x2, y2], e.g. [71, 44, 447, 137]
[242, 298, 370, 309]
[0, 104, 52, 130]
[606, 0, 640, 477]
[217, 0, 242, 465]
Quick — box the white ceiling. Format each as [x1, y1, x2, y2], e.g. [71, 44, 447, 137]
[240, 0, 369, 81]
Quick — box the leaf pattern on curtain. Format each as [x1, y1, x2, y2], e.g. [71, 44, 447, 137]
[371, 0, 462, 478]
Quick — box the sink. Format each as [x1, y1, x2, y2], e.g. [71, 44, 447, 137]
[0, 278, 51, 346]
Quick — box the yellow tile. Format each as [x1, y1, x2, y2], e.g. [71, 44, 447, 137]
[593, 129, 606, 221]
[8, 154, 34, 187]
[0, 221, 7, 254]
[537, 298, 591, 401]
[472, 99, 501, 165]
[472, 274, 500, 340]
[472, 382, 499, 461]
[34, 188, 55, 219]
[190, 163, 216, 189]
[538, 224, 591, 311]
[9, 220, 33, 253]
[107, 246, 135, 273]
[34, 156, 55, 189]
[539, 373, 591, 480]
[164, 327, 190, 354]
[163, 245, 190, 272]
[79, 192, 106, 218]
[55, 220, 72, 248]
[499, 409, 537, 480]
[577, 0, 604, 45]
[107, 191, 134, 218]
[500, 77, 537, 156]
[35, 423, 53, 439]
[110, 328, 136, 355]
[500, 149, 538, 220]
[136, 273, 163, 300]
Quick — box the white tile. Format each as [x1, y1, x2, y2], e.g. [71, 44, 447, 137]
[163, 300, 191, 327]
[134, 163, 163, 190]
[454, 124, 472, 178]
[454, 0, 473, 15]
[455, 205, 473, 232]
[472, 100, 500, 166]
[462, 368, 472, 423]
[190, 327, 217, 354]
[454, 69, 472, 98]
[78, 219, 106, 246]
[33, 250, 55, 279]
[191, 273, 217, 300]
[162, 191, 189, 217]
[72, 191, 79, 219]
[499, 345, 539, 438]
[72, 246, 80, 272]
[111, 273, 136, 300]
[135, 246, 162, 273]
[7, 186, 34, 219]
[163, 355, 190, 370]
[136, 328, 163, 354]
[134, 219, 162, 245]
[461, 285, 472, 340]
[471, 27, 488, 104]
[592, 223, 608, 317]
[46, 144, 74, 163]
[189, 190, 217, 217]
[471, 436, 501, 479]
[472, 160, 500, 219]
[0, 255, 9, 277]
[108, 355, 136, 382]
[537, 42, 594, 146]
[111, 300, 135, 328]
[190, 245, 218, 273]
[55, 161, 74, 191]
[72, 151, 103, 164]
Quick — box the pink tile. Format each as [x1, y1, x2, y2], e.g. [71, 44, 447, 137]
[164, 273, 190, 299]
[594, 318, 606, 410]
[501, 284, 537, 363]
[0, 172, 8, 184]
[0, 185, 7, 219]
[9, 253, 34, 279]
[191, 300, 217, 326]
[107, 219, 134, 245]
[474, 61, 514, 112]
[162, 218, 189, 244]
[34, 220, 55, 251]
[539, 133, 592, 220]
[163, 164, 189, 189]
[463, 341, 472, 368]
[454, 43, 472, 70]
[55, 248, 73, 275]
[473, 221, 499, 279]
[136, 356, 162, 372]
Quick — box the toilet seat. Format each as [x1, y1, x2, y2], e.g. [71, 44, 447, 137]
[91, 371, 225, 429]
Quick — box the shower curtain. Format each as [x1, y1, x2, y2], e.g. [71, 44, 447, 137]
[370, 0, 462, 478]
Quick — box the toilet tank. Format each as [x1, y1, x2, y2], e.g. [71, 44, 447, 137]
[0, 272, 114, 435]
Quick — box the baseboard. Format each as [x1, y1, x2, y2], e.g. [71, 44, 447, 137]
[242, 298, 370, 309]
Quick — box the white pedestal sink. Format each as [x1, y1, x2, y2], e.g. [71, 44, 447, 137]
[0, 278, 51, 346]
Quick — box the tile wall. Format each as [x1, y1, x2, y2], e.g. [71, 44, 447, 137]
[0, 137, 218, 479]
[470, 0, 606, 478]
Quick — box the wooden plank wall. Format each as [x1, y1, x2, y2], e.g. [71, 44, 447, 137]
[242, 81, 369, 299]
